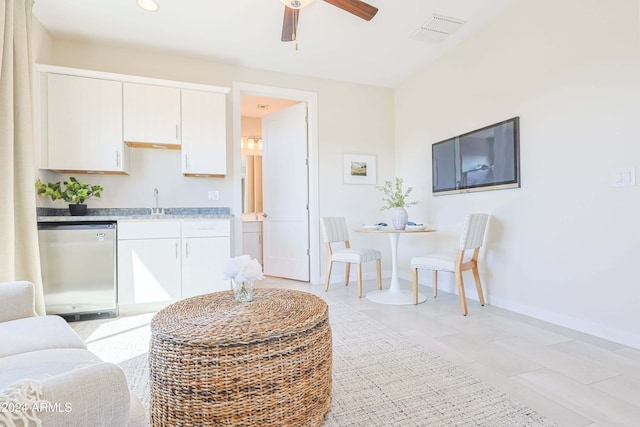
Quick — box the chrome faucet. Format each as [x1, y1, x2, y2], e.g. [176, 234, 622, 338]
[151, 188, 164, 215]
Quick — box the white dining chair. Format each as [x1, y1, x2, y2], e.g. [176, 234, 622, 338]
[411, 213, 490, 315]
[321, 217, 382, 297]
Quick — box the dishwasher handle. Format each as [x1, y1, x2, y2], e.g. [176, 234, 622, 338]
[38, 222, 116, 231]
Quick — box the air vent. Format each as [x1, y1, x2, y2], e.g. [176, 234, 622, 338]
[411, 14, 465, 43]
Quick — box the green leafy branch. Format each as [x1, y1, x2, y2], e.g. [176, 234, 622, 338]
[36, 177, 103, 204]
[376, 177, 418, 210]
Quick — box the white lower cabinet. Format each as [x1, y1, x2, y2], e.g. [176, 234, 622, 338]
[242, 221, 263, 265]
[181, 220, 231, 298]
[117, 221, 182, 306]
[118, 238, 182, 305]
[117, 219, 231, 309]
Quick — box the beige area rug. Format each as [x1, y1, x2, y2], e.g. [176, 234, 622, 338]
[70, 295, 556, 426]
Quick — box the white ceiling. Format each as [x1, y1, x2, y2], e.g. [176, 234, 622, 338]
[240, 94, 300, 118]
[32, 0, 518, 89]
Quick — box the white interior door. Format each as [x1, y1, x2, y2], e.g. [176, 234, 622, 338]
[262, 102, 309, 281]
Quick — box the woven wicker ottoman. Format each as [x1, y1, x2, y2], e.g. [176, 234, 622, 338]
[149, 288, 332, 426]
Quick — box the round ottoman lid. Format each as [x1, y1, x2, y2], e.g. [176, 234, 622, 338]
[151, 288, 329, 347]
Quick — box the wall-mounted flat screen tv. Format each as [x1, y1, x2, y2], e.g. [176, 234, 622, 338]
[432, 117, 520, 195]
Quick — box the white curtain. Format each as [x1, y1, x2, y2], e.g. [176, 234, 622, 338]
[0, 0, 45, 314]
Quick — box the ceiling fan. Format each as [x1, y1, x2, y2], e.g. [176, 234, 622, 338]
[280, 0, 378, 42]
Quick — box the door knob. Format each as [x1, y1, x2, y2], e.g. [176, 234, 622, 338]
[263, 213, 268, 218]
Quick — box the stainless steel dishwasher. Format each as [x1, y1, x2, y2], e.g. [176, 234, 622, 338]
[38, 221, 117, 317]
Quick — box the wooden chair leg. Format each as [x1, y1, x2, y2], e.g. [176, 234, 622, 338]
[472, 263, 485, 306]
[432, 270, 438, 298]
[412, 268, 418, 304]
[324, 260, 333, 291]
[455, 269, 468, 316]
[376, 259, 382, 290]
[357, 264, 363, 297]
[344, 263, 351, 286]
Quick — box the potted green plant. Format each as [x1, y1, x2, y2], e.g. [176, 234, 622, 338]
[376, 177, 418, 230]
[35, 177, 104, 216]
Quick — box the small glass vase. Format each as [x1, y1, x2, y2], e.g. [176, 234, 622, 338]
[231, 279, 254, 302]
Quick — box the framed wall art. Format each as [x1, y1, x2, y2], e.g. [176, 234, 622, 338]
[343, 154, 376, 185]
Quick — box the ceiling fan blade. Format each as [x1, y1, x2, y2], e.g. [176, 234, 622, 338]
[281, 6, 300, 42]
[323, 0, 378, 21]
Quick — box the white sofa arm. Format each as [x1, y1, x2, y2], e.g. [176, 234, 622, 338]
[0, 281, 37, 323]
[37, 363, 143, 427]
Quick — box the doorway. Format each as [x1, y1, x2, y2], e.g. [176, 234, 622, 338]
[232, 82, 320, 284]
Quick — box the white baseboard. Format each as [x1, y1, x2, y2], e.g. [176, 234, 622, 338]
[401, 272, 639, 349]
[488, 295, 640, 350]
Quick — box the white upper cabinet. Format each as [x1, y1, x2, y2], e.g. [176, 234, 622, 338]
[38, 64, 229, 176]
[181, 89, 227, 176]
[46, 73, 129, 173]
[123, 82, 181, 148]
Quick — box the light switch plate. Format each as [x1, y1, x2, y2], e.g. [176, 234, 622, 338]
[208, 190, 220, 200]
[611, 167, 636, 187]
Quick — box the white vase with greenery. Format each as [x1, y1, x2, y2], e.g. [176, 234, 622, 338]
[390, 207, 409, 230]
[376, 177, 418, 230]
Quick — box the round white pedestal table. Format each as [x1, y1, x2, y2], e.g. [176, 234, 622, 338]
[355, 228, 436, 305]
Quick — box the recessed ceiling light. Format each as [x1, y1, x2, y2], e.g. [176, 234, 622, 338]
[137, 0, 159, 12]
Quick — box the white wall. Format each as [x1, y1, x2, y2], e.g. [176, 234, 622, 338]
[33, 37, 395, 282]
[33, 1, 639, 348]
[394, 0, 640, 348]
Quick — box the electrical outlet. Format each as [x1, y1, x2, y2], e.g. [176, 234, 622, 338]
[611, 167, 636, 187]
[208, 190, 220, 201]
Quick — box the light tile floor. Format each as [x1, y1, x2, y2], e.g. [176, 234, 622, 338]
[258, 276, 640, 427]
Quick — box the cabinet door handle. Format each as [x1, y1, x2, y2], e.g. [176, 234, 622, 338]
[116, 151, 121, 168]
[185, 241, 189, 259]
[176, 124, 179, 140]
[184, 154, 189, 170]
[175, 242, 178, 259]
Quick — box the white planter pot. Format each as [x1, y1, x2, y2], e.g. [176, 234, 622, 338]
[390, 207, 408, 230]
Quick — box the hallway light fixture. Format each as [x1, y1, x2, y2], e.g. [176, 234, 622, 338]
[137, 0, 159, 12]
[280, 0, 315, 9]
[242, 137, 263, 153]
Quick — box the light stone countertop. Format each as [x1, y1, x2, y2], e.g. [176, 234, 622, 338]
[37, 207, 233, 222]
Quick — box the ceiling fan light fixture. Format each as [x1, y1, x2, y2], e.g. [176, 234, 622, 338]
[137, 0, 159, 12]
[280, 0, 315, 10]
